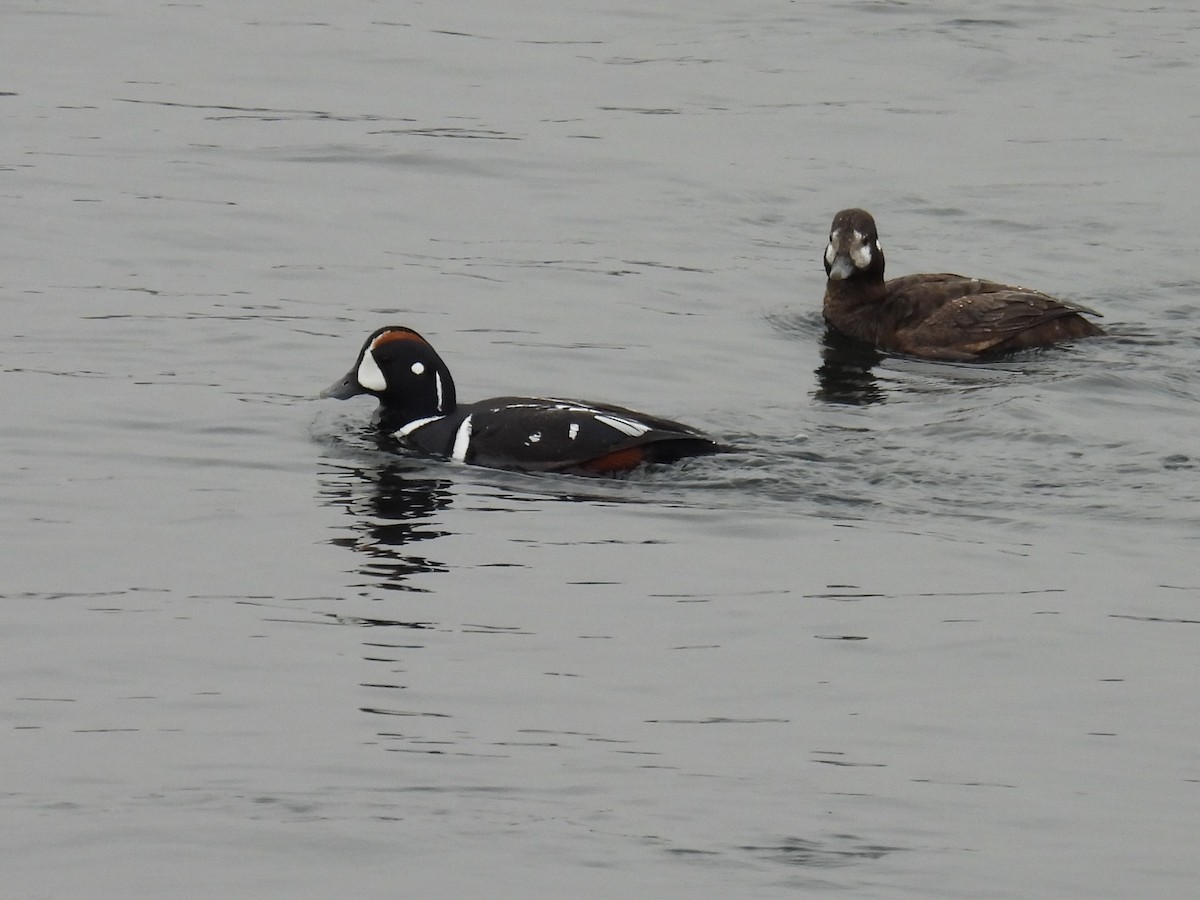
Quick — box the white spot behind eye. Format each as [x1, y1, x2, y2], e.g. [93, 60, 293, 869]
[411, 361, 425, 375]
[357, 350, 387, 392]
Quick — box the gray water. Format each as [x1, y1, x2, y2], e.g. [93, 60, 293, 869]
[4, 2, 1199, 897]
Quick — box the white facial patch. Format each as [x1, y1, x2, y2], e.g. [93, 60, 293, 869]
[824, 242, 836, 266]
[451, 415, 473, 462]
[410, 361, 425, 376]
[848, 231, 874, 269]
[593, 413, 651, 438]
[357, 350, 387, 392]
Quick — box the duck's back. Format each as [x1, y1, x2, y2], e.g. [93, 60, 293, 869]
[882, 274, 1105, 359]
[394, 396, 722, 474]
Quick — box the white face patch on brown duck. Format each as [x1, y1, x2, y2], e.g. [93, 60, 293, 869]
[848, 230, 876, 269]
[825, 228, 874, 280]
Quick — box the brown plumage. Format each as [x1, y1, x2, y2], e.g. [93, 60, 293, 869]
[822, 208, 1105, 361]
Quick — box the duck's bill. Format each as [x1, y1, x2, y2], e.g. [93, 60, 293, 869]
[320, 369, 364, 399]
[827, 254, 856, 281]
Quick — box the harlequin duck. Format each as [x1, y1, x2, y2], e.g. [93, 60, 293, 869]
[322, 325, 725, 475]
[822, 208, 1105, 360]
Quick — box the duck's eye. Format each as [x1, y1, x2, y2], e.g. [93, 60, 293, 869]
[411, 362, 425, 376]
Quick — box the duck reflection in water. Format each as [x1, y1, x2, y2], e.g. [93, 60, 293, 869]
[814, 328, 887, 406]
[318, 459, 453, 591]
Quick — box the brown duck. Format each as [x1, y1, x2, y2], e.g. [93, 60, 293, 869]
[822, 208, 1105, 360]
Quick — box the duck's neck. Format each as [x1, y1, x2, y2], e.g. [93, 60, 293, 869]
[375, 364, 459, 431]
[823, 276, 890, 346]
[375, 395, 456, 433]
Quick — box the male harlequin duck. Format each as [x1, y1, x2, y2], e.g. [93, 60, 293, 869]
[822, 208, 1105, 360]
[322, 325, 725, 475]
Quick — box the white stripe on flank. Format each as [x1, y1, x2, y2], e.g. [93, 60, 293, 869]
[593, 413, 651, 438]
[451, 415, 474, 462]
[393, 415, 443, 439]
[357, 350, 387, 392]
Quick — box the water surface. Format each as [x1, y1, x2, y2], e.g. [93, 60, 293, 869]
[3, 2, 1199, 897]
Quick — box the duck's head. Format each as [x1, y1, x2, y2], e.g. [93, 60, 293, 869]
[322, 325, 456, 420]
[824, 208, 885, 282]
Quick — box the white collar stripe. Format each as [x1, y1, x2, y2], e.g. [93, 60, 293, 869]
[393, 415, 443, 438]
